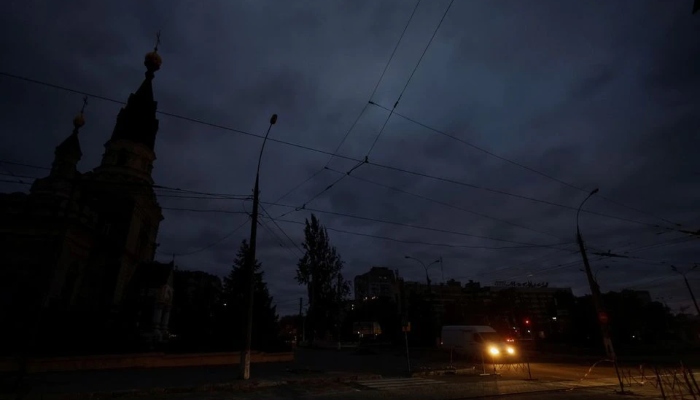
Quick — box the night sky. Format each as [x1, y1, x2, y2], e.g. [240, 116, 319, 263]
[0, 1, 698, 316]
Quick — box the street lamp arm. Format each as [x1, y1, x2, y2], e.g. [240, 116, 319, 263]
[576, 188, 599, 231]
[255, 114, 278, 177]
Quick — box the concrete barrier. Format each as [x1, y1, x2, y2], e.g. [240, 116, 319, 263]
[0, 351, 294, 373]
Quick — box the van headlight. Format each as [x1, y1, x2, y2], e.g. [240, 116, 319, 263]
[506, 346, 515, 355]
[488, 346, 500, 356]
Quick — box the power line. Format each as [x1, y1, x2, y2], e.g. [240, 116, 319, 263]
[0, 165, 685, 238]
[265, 216, 551, 251]
[1, 73, 691, 234]
[325, 166, 570, 243]
[259, 202, 304, 255]
[0, 174, 252, 203]
[258, 200, 574, 249]
[0, 71, 366, 165]
[257, 217, 300, 259]
[0, 71, 674, 230]
[366, 0, 453, 157]
[358, 162, 681, 232]
[266, 1, 422, 205]
[332, 0, 422, 165]
[269, 0, 452, 219]
[158, 216, 250, 257]
[0, 164, 252, 199]
[161, 206, 247, 215]
[368, 101, 684, 230]
[274, 159, 366, 220]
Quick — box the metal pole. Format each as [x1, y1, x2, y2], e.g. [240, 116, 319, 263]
[240, 114, 277, 380]
[683, 275, 700, 316]
[576, 189, 624, 393]
[404, 330, 411, 374]
[298, 297, 302, 346]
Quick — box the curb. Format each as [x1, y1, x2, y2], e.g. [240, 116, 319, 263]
[15, 373, 384, 400]
[411, 367, 476, 377]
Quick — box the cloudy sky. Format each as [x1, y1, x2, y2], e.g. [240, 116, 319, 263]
[1, 0, 698, 316]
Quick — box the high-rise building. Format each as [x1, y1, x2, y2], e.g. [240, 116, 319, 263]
[353, 266, 400, 302]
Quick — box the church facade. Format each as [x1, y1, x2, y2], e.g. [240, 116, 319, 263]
[0, 45, 174, 355]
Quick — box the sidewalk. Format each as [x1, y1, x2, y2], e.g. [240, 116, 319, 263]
[0, 366, 382, 400]
[57, 375, 663, 400]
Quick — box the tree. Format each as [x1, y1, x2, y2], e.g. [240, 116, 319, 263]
[170, 270, 222, 352]
[296, 214, 350, 343]
[218, 240, 281, 351]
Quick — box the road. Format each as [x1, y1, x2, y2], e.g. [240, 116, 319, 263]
[97, 375, 662, 400]
[0, 347, 683, 398]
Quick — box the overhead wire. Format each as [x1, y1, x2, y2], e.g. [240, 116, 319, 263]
[368, 101, 685, 230]
[365, 0, 454, 157]
[1, 165, 693, 247]
[1, 169, 690, 258]
[324, 165, 571, 243]
[257, 217, 301, 259]
[158, 216, 251, 257]
[267, 0, 422, 206]
[258, 202, 304, 255]
[280, 0, 454, 217]
[0, 71, 694, 235]
[0, 175, 251, 203]
[257, 200, 574, 249]
[264, 216, 560, 250]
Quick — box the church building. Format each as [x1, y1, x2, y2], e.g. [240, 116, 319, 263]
[0, 42, 174, 355]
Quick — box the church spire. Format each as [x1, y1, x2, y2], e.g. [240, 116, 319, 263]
[51, 96, 87, 178]
[109, 32, 162, 152]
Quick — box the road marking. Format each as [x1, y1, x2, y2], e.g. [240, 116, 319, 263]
[355, 377, 445, 390]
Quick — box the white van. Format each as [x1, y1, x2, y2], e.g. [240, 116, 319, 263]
[441, 325, 517, 359]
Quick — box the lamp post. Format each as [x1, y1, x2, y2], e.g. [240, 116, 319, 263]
[240, 114, 277, 380]
[405, 255, 440, 346]
[404, 255, 439, 288]
[671, 265, 700, 316]
[579, 265, 609, 291]
[575, 188, 624, 393]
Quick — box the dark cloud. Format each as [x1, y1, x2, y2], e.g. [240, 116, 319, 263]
[1, 0, 698, 316]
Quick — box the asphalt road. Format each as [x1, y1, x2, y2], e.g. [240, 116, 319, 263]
[0, 348, 678, 397]
[99, 375, 660, 400]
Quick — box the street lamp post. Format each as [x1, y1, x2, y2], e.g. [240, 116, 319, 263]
[579, 265, 609, 291]
[240, 114, 278, 380]
[671, 265, 700, 316]
[575, 188, 624, 393]
[404, 255, 440, 288]
[404, 255, 440, 346]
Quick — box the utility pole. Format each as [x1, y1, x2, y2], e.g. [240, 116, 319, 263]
[576, 188, 624, 393]
[439, 256, 444, 284]
[298, 297, 303, 346]
[240, 114, 277, 380]
[405, 255, 440, 346]
[672, 265, 700, 316]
